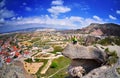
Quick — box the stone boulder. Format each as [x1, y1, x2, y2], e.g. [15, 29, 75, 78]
[62, 43, 107, 78]
[62, 43, 106, 63]
[68, 66, 85, 78]
[62, 43, 120, 78]
[82, 45, 120, 78]
[0, 61, 34, 78]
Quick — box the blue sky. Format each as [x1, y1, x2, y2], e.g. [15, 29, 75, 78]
[0, 0, 120, 32]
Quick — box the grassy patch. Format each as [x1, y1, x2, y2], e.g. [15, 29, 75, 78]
[24, 58, 48, 63]
[98, 37, 120, 46]
[40, 56, 71, 78]
[116, 67, 120, 75]
[24, 58, 33, 63]
[105, 48, 118, 65]
[50, 61, 58, 68]
[35, 59, 48, 78]
[24, 58, 48, 77]
[51, 66, 69, 78]
[51, 46, 63, 54]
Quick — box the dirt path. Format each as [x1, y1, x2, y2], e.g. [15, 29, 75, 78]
[48, 64, 69, 78]
[40, 59, 53, 74]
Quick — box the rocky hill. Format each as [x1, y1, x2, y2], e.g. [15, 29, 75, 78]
[60, 23, 120, 36]
[77, 23, 120, 36]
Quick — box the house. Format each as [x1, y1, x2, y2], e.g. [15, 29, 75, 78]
[15, 52, 20, 57]
[5, 58, 12, 64]
[13, 46, 19, 51]
[24, 51, 30, 58]
[9, 51, 15, 58]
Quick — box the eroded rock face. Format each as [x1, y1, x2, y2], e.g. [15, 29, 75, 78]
[82, 45, 120, 78]
[62, 43, 107, 78]
[63, 44, 120, 78]
[68, 66, 85, 78]
[62, 43, 106, 63]
[0, 61, 34, 78]
[71, 59, 102, 73]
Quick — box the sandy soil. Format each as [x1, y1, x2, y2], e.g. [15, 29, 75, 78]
[23, 62, 43, 74]
[14, 61, 34, 78]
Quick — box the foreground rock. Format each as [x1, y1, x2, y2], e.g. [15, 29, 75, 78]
[0, 61, 34, 78]
[62, 43, 107, 78]
[62, 43, 120, 78]
[62, 43, 106, 62]
[82, 45, 120, 78]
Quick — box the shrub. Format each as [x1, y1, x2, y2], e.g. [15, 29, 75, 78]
[35, 59, 40, 62]
[50, 62, 58, 68]
[105, 48, 110, 54]
[98, 37, 120, 46]
[106, 50, 118, 65]
[116, 67, 120, 75]
[24, 58, 32, 63]
[28, 69, 30, 72]
[107, 56, 118, 65]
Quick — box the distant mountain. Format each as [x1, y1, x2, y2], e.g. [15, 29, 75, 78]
[76, 23, 120, 36]
[1, 23, 120, 36]
[0, 27, 46, 34]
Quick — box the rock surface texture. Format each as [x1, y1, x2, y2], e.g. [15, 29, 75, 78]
[62, 44, 106, 62]
[0, 61, 34, 78]
[62, 43, 120, 78]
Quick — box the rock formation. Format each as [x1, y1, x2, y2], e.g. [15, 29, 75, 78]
[62, 43, 120, 78]
[0, 61, 34, 78]
[63, 23, 120, 36]
[68, 66, 85, 78]
[62, 43, 107, 78]
[80, 23, 120, 36]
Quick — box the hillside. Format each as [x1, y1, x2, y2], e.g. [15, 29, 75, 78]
[78, 23, 120, 36]
[59, 23, 120, 36]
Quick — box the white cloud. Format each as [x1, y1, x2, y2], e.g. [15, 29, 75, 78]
[25, 7, 32, 11]
[93, 15, 102, 21]
[0, 0, 15, 19]
[0, 0, 5, 8]
[11, 17, 16, 20]
[0, 18, 5, 22]
[48, 0, 71, 18]
[7, 15, 104, 29]
[48, 6, 71, 15]
[70, 16, 83, 21]
[52, 0, 63, 5]
[0, 8, 15, 18]
[109, 15, 117, 20]
[116, 10, 120, 14]
[17, 16, 23, 20]
[23, 2, 27, 5]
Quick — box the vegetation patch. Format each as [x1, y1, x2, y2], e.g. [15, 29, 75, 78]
[98, 37, 120, 46]
[24, 58, 48, 63]
[40, 56, 71, 78]
[24, 58, 33, 63]
[50, 61, 58, 68]
[51, 66, 69, 78]
[51, 46, 63, 54]
[116, 67, 120, 75]
[105, 48, 118, 65]
[35, 59, 48, 78]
